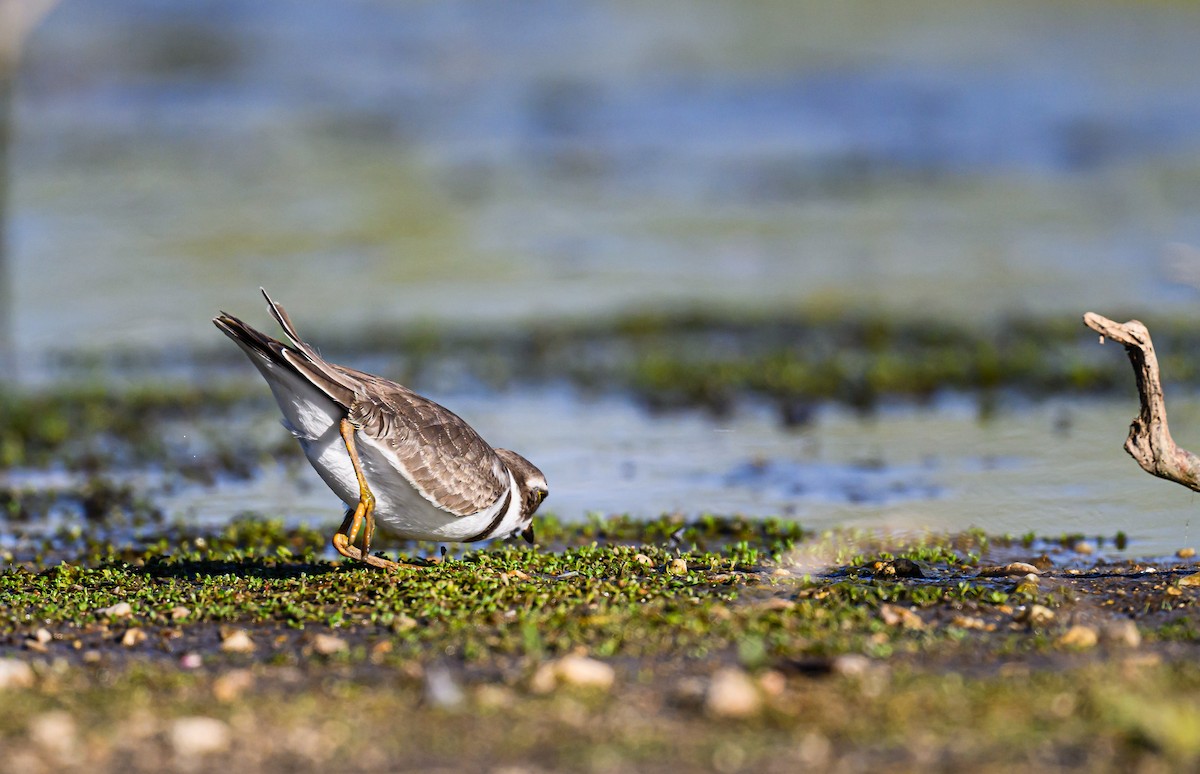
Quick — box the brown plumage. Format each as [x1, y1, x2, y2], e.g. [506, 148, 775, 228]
[213, 289, 548, 563]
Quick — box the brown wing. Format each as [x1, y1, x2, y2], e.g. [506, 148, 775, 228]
[344, 372, 510, 517]
[256, 288, 360, 408]
[233, 289, 510, 517]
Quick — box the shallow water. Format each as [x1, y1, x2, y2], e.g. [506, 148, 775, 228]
[6, 0, 1200, 555]
[150, 388, 1200, 559]
[9, 0, 1200, 359]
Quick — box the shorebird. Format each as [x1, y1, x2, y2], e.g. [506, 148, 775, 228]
[213, 289, 548, 570]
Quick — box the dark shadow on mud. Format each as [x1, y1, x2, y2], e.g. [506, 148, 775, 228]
[130, 550, 442, 581]
[134, 556, 345, 581]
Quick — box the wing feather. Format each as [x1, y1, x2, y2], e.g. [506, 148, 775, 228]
[221, 290, 511, 518]
[346, 379, 509, 516]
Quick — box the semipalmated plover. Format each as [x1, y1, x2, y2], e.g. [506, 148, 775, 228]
[214, 289, 548, 569]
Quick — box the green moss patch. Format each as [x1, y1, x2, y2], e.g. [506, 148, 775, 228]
[3, 514, 1200, 770]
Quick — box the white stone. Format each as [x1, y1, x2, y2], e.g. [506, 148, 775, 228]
[170, 717, 232, 757]
[219, 629, 256, 654]
[311, 634, 347, 656]
[554, 654, 615, 690]
[0, 658, 34, 690]
[29, 711, 76, 759]
[424, 667, 464, 708]
[98, 602, 133, 619]
[704, 668, 761, 719]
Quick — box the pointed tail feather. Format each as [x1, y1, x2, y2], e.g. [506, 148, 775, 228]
[257, 288, 363, 405]
[215, 294, 360, 409]
[213, 311, 290, 365]
[260, 287, 318, 359]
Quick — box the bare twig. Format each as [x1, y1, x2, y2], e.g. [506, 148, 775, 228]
[1083, 312, 1200, 492]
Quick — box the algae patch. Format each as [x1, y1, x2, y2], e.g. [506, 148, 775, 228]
[2, 514, 1200, 771]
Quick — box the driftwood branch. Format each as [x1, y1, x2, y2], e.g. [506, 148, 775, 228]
[1083, 312, 1200, 492]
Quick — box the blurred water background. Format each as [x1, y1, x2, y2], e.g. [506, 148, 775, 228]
[7, 0, 1200, 556]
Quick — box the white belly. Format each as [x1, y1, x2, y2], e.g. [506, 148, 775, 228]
[245, 348, 521, 542]
[298, 430, 520, 542]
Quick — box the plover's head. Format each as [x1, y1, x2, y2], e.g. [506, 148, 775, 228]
[495, 449, 548, 544]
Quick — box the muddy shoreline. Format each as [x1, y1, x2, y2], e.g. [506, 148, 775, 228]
[3, 515, 1200, 771]
[5, 313, 1200, 770]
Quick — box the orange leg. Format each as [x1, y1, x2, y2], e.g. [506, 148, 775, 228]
[332, 418, 399, 570]
[332, 507, 363, 559]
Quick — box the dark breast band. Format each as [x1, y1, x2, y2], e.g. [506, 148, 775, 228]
[462, 489, 513, 543]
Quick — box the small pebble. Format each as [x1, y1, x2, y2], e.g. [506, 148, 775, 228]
[830, 654, 872, 677]
[369, 641, 394, 663]
[668, 558, 689, 576]
[978, 562, 1041, 577]
[1018, 604, 1055, 626]
[1058, 625, 1099, 649]
[529, 663, 558, 694]
[170, 606, 192, 621]
[1101, 620, 1142, 649]
[473, 684, 514, 709]
[891, 558, 925, 578]
[554, 654, 615, 690]
[796, 732, 832, 769]
[0, 659, 35, 690]
[220, 629, 256, 654]
[757, 670, 786, 697]
[879, 604, 924, 630]
[1178, 572, 1200, 587]
[25, 628, 52, 653]
[1178, 547, 1197, 559]
[705, 668, 762, 719]
[1122, 653, 1162, 671]
[98, 602, 133, 620]
[213, 669, 255, 703]
[1013, 574, 1040, 596]
[180, 653, 203, 669]
[424, 666, 464, 708]
[121, 628, 147, 648]
[951, 615, 989, 631]
[633, 553, 654, 568]
[499, 569, 531, 582]
[531, 654, 616, 693]
[672, 676, 708, 707]
[311, 634, 348, 656]
[170, 717, 232, 757]
[391, 614, 418, 632]
[1031, 554, 1055, 571]
[29, 711, 76, 759]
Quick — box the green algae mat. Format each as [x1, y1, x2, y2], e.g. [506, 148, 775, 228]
[6, 311, 1200, 771]
[4, 513, 1200, 772]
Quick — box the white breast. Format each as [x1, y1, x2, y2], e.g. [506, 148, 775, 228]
[356, 433, 521, 542]
[243, 344, 520, 542]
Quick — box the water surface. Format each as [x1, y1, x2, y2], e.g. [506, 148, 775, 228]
[157, 389, 1200, 559]
[6, 0, 1200, 555]
[10, 0, 1200, 358]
